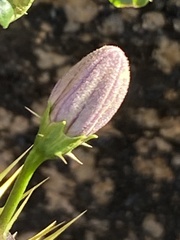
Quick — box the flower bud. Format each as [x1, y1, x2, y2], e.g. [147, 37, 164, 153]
[49, 45, 130, 137]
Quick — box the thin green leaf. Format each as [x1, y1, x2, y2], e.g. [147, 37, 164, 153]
[44, 211, 87, 240]
[5, 186, 33, 233]
[0, 166, 23, 199]
[0, 145, 33, 182]
[29, 221, 57, 240]
[22, 178, 49, 200]
[5, 177, 47, 233]
[29, 222, 64, 240]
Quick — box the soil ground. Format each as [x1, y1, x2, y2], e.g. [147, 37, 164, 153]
[0, 0, 180, 239]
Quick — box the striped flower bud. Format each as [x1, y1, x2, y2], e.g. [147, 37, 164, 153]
[49, 45, 130, 137]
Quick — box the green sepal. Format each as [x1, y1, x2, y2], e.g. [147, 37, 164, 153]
[34, 103, 97, 161]
[109, 0, 151, 8]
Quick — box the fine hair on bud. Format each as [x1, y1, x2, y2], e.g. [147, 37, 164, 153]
[49, 45, 130, 137]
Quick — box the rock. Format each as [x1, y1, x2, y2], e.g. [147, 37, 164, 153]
[92, 177, 115, 205]
[172, 155, 180, 168]
[89, 219, 109, 236]
[142, 12, 165, 31]
[64, 0, 98, 23]
[153, 36, 180, 74]
[70, 148, 96, 182]
[168, 0, 180, 7]
[124, 230, 138, 240]
[99, 13, 124, 35]
[0, 107, 13, 130]
[129, 108, 160, 129]
[160, 117, 180, 143]
[121, 8, 139, 22]
[34, 47, 68, 69]
[133, 156, 174, 182]
[142, 214, 164, 238]
[10, 115, 29, 134]
[173, 19, 180, 33]
[135, 137, 172, 155]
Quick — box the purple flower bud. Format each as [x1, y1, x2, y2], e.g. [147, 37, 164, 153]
[49, 45, 130, 137]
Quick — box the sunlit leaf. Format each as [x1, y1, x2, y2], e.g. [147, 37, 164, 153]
[0, 0, 35, 28]
[109, 0, 152, 8]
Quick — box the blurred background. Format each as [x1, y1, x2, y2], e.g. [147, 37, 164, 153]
[0, 0, 180, 239]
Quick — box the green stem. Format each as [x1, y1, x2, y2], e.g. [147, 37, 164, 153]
[0, 147, 45, 238]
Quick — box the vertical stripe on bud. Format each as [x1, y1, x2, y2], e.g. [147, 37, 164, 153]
[49, 45, 130, 137]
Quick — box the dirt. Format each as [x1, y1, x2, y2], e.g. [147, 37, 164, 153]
[0, 0, 180, 240]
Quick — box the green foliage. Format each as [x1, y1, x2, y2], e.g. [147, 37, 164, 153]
[109, 0, 151, 8]
[0, 0, 35, 28]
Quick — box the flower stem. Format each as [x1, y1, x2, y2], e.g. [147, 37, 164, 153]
[0, 147, 45, 238]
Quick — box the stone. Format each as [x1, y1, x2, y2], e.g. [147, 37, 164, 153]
[142, 12, 165, 31]
[142, 214, 164, 238]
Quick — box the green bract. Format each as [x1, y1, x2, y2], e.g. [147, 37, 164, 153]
[109, 0, 151, 8]
[0, 0, 35, 28]
[34, 103, 97, 161]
